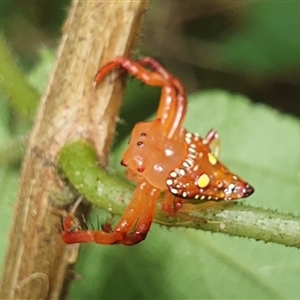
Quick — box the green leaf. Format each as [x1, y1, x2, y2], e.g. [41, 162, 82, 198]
[68, 90, 300, 299]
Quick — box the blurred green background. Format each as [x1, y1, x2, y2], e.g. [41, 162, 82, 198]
[1, 1, 300, 299]
[2, 1, 300, 118]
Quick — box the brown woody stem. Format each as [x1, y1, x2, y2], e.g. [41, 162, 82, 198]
[0, 1, 149, 299]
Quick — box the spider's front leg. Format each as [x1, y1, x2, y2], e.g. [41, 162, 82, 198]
[137, 57, 187, 138]
[121, 184, 160, 245]
[94, 57, 187, 139]
[94, 57, 171, 90]
[62, 181, 160, 245]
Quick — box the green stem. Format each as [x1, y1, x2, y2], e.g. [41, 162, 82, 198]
[0, 34, 39, 119]
[58, 140, 300, 249]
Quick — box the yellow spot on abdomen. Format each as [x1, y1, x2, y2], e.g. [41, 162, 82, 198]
[197, 174, 210, 188]
[208, 153, 217, 165]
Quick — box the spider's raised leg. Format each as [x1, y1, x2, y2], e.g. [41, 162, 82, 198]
[94, 57, 186, 139]
[94, 57, 170, 87]
[138, 57, 187, 138]
[62, 181, 160, 245]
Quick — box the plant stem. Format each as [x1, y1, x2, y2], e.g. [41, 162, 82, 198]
[0, 1, 150, 299]
[58, 140, 300, 249]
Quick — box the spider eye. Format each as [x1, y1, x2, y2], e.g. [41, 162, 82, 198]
[137, 141, 143, 147]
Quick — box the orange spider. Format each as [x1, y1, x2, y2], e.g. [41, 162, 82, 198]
[62, 57, 254, 246]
